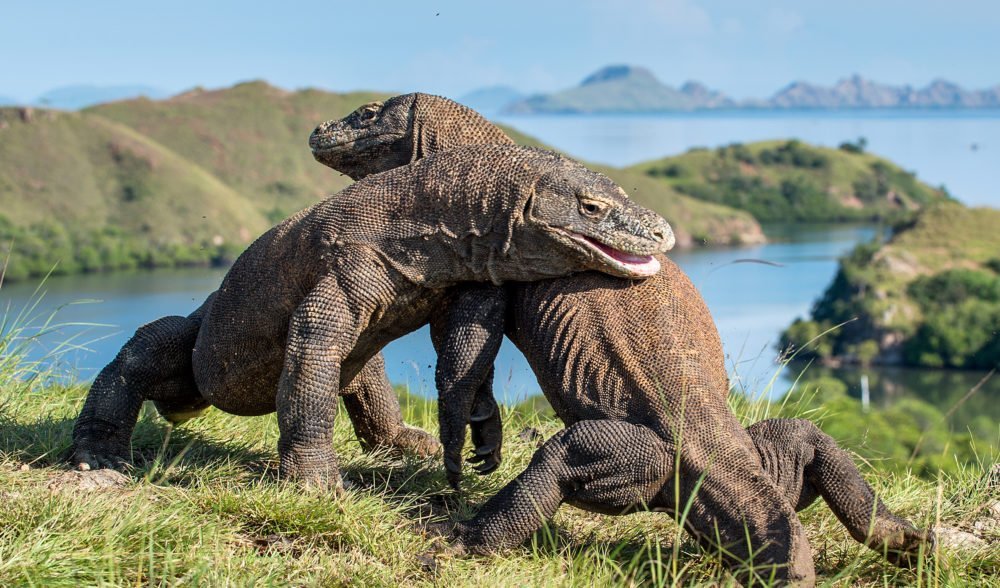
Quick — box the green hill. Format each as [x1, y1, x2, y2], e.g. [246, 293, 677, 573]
[782, 202, 1000, 369]
[87, 81, 386, 221]
[0, 83, 770, 282]
[0, 86, 385, 281]
[630, 140, 948, 223]
[0, 107, 269, 280]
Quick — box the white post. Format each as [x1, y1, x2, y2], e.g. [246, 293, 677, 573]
[860, 374, 870, 412]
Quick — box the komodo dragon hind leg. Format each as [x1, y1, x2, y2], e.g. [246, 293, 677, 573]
[438, 421, 671, 553]
[442, 420, 815, 586]
[70, 313, 207, 470]
[748, 418, 933, 567]
[341, 352, 441, 458]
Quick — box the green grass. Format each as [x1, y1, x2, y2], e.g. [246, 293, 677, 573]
[1, 279, 997, 586]
[2, 385, 997, 586]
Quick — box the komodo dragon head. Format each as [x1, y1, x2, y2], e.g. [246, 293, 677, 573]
[514, 151, 674, 278]
[310, 92, 514, 180]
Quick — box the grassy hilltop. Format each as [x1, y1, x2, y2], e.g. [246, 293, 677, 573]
[783, 202, 1000, 369]
[630, 139, 947, 223]
[86, 82, 385, 220]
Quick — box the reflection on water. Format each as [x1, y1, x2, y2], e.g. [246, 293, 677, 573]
[787, 364, 1000, 434]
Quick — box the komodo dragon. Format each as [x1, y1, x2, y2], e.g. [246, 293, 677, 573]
[310, 93, 932, 583]
[72, 143, 673, 491]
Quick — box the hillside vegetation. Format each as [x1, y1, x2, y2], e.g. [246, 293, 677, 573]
[0, 107, 268, 280]
[0, 82, 766, 283]
[86, 82, 385, 220]
[782, 202, 1000, 369]
[631, 139, 948, 223]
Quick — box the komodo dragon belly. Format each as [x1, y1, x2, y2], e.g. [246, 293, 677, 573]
[193, 277, 440, 417]
[508, 255, 729, 433]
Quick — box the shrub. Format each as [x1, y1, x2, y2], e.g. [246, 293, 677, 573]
[838, 137, 867, 154]
[759, 140, 829, 169]
[907, 268, 1000, 308]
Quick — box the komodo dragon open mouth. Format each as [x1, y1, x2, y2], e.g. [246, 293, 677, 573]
[556, 228, 661, 278]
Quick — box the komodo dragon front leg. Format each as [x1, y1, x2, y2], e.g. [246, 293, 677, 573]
[429, 284, 507, 488]
[71, 292, 439, 471]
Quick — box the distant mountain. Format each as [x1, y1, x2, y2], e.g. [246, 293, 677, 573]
[768, 75, 1000, 109]
[498, 66, 1000, 113]
[504, 65, 733, 113]
[458, 85, 524, 115]
[34, 84, 170, 110]
[0, 95, 21, 106]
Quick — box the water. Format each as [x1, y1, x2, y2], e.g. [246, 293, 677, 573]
[2, 111, 998, 425]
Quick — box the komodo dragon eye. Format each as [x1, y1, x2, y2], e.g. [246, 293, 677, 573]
[353, 103, 382, 124]
[578, 198, 609, 218]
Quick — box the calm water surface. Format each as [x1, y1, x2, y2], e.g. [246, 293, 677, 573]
[2, 112, 997, 426]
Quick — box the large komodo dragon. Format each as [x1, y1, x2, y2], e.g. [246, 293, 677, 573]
[71, 143, 673, 490]
[310, 93, 932, 584]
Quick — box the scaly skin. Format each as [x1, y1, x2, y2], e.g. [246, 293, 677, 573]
[73, 143, 672, 492]
[312, 94, 933, 584]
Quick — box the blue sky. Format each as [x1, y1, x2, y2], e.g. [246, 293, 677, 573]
[2, 0, 998, 100]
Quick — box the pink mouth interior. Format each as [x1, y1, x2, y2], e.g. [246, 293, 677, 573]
[582, 235, 661, 276]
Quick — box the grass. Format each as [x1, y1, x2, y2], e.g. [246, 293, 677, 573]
[1, 384, 997, 586]
[0, 260, 996, 588]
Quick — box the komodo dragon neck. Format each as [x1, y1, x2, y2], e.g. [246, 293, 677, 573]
[409, 93, 514, 160]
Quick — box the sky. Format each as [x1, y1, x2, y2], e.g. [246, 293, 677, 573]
[2, 0, 998, 101]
